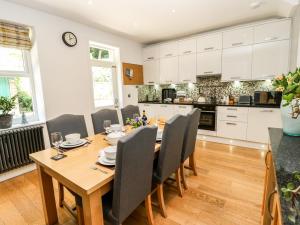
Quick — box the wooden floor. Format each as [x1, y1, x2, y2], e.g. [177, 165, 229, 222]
[0, 141, 266, 225]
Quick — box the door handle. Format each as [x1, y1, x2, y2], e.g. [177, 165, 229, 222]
[264, 37, 278, 41]
[183, 50, 192, 54]
[265, 151, 271, 169]
[226, 115, 237, 118]
[204, 71, 213, 74]
[204, 47, 214, 51]
[147, 57, 154, 60]
[226, 122, 237, 126]
[232, 42, 243, 46]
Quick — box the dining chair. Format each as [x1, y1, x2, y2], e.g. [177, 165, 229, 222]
[46, 114, 88, 218]
[91, 108, 119, 134]
[121, 105, 140, 125]
[76, 126, 158, 225]
[152, 114, 187, 218]
[180, 108, 201, 190]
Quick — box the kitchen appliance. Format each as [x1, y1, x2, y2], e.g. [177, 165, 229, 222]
[194, 104, 216, 131]
[162, 88, 176, 103]
[176, 90, 186, 102]
[254, 91, 282, 106]
[238, 95, 252, 105]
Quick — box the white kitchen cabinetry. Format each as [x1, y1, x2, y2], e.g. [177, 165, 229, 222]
[143, 60, 160, 84]
[179, 53, 197, 83]
[138, 103, 158, 119]
[160, 42, 178, 58]
[223, 27, 253, 49]
[252, 40, 290, 80]
[178, 38, 196, 55]
[222, 46, 252, 81]
[254, 20, 291, 44]
[160, 56, 179, 84]
[197, 50, 222, 76]
[157, 104, 175, 120]
[143, 46, 160, 61]
[247, 108, 282, 143]
[197, 33, 222, 52]
[174, 105, 193, 115]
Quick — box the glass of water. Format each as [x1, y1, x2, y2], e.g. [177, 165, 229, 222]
[103, 120, 111, 133]
[51, 132, 64, 159]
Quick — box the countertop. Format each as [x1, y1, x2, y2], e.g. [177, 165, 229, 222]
[269, 128, 300, 225]
[138, 101, 281, 108]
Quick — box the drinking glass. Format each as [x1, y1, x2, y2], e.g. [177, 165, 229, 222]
[103, 120, 111, 133]
[51, 132, 64, 159]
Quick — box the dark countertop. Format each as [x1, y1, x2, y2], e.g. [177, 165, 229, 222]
[269, 128, 300, 225]
[138, 101, 281, 108]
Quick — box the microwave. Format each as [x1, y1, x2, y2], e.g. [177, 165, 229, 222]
[254, 91, 282, 106]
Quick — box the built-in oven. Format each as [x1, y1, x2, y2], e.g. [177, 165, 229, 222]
[194, 104, 216, 131]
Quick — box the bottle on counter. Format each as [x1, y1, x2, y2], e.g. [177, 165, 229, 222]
[142, 110, 148, 126]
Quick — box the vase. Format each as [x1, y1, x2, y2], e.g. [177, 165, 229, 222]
[0, 114, 13, 129]
[281, 99, 300, 136]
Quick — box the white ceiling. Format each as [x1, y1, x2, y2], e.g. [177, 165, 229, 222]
[5, 0, 300, 44]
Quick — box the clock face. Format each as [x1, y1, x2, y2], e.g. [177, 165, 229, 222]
[62, 32, 77, 47]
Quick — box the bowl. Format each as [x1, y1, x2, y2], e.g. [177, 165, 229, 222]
[110, 124, 122, 132]
[65, 133, 81, 145]
[104, 146, 117, 160]
[156, 129, 163, 140]
[106, 132, 125, 145]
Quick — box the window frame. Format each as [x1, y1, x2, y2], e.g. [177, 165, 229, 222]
[0, 48, 39, 124]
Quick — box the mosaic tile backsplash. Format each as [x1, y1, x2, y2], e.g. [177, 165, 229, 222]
[138, 76, 274, 103]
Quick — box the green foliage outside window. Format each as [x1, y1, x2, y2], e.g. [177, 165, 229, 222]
[90, 47, 110, 60]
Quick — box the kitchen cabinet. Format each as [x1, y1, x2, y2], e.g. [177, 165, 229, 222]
[143, 60, 160, 84]
[222, 45, 252, 81]
[178, 38, 196, 55]
[179, 53, 197, 83]
[160, 42, 178, 58]
[156, 104, 175, 120]
[197, 33, 222, 52]
[218, 107, 248, 123]
[138, 103, 158, 119]
[143, 45, 160, 61]
[223, 27, 253, 49]
[160, 56, 179, 84]
[175, 105, 193, 115]
[197, 50, 222, 76]
[252, 40, 290, 80]
[254, 20, 291, 44]
[247, 108, 282, 143]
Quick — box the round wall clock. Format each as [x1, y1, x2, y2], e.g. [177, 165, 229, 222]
[62, 32, 77, 47]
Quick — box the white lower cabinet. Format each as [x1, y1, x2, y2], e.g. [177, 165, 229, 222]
[246, 108, 282, 143]
[156, 104, 175, 120]
[138, 103, 158, 119]
[175, 105, 193, 115]
[217, 121, 248, 140]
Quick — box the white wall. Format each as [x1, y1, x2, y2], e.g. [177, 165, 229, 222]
[0, 0, 142, 144]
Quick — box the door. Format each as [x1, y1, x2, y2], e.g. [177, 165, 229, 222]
[143, 60, 160, 84]
[223, 27, 253, 49]
[160, 56, 179, 84]
[197, 33, 222, 52]
[197, 50, 222, 76]
[179, 53, 196, 83]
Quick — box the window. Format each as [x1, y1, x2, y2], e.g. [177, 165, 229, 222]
[90, 43, 119, 108]
[0, 46, 37, 124]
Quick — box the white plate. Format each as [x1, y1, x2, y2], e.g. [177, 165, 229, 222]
[98, 152, 115, 166]
[60, 139, 87, 149]
[98, 146, 117, 157]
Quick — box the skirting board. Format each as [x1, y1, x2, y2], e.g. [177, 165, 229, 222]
[0, 163, 36, 183]
[197, 134, 268, 150]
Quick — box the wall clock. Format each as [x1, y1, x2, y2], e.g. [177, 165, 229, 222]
[62, 32, 77, 47]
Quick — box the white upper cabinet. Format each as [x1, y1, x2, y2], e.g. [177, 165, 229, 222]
[254, 20, 291, 44]
[222, 46, 252, 81]
[178, 38, 196, 55]
[159, 42, 178, 58]
[160, 56, 179, 84]
[197, 51, 222, 76]
[252, 40, 290, 80]
[197, 33, 222, 52]
[143, 60, 160, 84]
[223, 27, 253, 49]
[179, 53, 197, 83]
[143, 46, 160, 61]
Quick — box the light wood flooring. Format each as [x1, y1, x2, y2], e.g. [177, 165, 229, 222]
[0, 141, 266, 225]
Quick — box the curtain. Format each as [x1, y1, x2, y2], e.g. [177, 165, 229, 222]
[0, 21, 32, 50]
[0, 77, 10, 97]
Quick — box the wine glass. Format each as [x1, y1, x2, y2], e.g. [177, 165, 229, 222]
[51, 132, 64, 159]
[103, 120, 111, 133]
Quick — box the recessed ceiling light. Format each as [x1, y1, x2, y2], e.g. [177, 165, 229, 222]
[88, 0, 93, 5]
[171, 9, 176, 13]
[250, 1, 262, 9]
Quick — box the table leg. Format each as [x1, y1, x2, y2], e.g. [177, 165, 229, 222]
[36, 165, 58, 225]
[82, 189, 104, 225]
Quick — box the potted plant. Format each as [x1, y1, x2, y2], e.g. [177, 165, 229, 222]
[0, 96, 17, 129]
[273, 68, 300, 136]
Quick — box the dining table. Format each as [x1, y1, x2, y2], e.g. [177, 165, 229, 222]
[29, 124, 162, 225]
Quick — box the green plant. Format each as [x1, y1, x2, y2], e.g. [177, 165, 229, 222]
[273, 68, 300, 107]
[126, 117, 143, 128]
[0, 95, 17, 115]
[17, 91, 33, 112]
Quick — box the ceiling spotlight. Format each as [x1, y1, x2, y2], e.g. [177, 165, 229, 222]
[88, 0, 93, 5]
[250, 1, 262, 9]
[171, 9, 176, 13]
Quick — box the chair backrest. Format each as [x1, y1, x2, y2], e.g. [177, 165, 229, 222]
[112, 126, 157, 223]
[121, 105, 140, 125]
[91, 109, 119, 134]
[155, 114, 187, 183]
[46, 114, 88, 145]
[181, 108, 201, 162]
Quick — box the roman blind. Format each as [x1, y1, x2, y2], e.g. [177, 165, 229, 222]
[0, 21, 32, 50]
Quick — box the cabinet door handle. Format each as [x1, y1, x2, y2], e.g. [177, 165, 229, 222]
[232, 42, 243, 46]
[265, 37, 278, 41]
[147, 57, 154, 60]
[230, 76, 241, 79]
[260, 110, 274, 113]
[265, 151, 271, 169]
[165, 53, 173, 57]
[262, 75, 273, 78]
[182, 79, 191, 82]
[179, 106, 187, 108]
[147, 81, 154, 84]
[227, 108, 237, 111]
[226, 122, 237, 126]
[183, 50, 192, 54]
[267, 190, 277, 220]
[204, 71, 213, 74]
[227, 115, 237, 118]
[204, 47, 214, 50]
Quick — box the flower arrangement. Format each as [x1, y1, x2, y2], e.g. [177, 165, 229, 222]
[126, 117, 143, 128]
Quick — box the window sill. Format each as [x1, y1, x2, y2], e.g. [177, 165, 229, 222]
[0, 121, 45, 132]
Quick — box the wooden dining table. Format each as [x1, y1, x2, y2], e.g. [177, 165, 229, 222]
[29, 126, 161, 225]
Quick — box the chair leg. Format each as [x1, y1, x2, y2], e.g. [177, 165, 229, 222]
[58, 182, 64, 207]
[157, 184, 167, 218]
[180, 163, 188, 190]
[175, 168, 183, 197]
[76, 204, 84, 225]
[145, 194, 155, 225]
[189, 152, 197, 176]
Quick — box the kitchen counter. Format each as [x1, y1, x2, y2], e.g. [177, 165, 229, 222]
[269, 128, 300, 225]
[138, 101, 281, 108]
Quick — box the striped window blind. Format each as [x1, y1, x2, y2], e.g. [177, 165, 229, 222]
[0, 21, 32, 50]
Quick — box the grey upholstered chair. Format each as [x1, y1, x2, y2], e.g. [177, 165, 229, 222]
[91, 109, 119, 134]
[121, 105, 140, 125]
[152, 114, 187, 218]
[46, 114, 88, 218]
[180, 108, 201, 190]
[76, 126, 158, 225]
